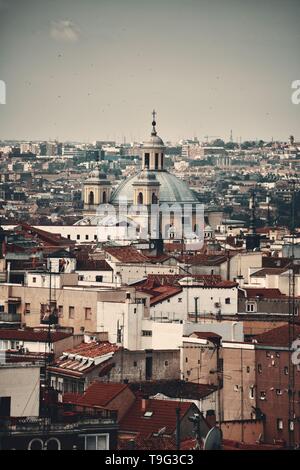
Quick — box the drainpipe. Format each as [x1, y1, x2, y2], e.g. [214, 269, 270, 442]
[7, 261, 11, 284]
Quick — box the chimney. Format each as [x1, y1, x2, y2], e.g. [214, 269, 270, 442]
[206, 409, 216, 428]
[141, 398, 148, 412]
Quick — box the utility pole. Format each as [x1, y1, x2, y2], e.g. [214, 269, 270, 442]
[176, 407, 181, 450]
[194, 297, 199, 324]
[288, 180, 296, 449]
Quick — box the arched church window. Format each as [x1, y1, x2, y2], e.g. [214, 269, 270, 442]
[137, 192, 143, 204]
[152, 193, 158, 204]
[88, 191, 94, 205]
[144, 153, 150, 169]
[155, 153, 159, 170]
[103, 191, 107, 203]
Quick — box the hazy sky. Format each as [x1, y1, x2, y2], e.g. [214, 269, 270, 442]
[0, 0, 299, 142]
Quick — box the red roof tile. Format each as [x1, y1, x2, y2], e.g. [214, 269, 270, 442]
[63, 341, 119, 358]
[254, 324, 300, 347]
[243, 288, 287, 299]
[120, 398, 193, 438]
[75, 381, 129, 407]
[0, 329, 71, 342]
[104, 246, 149, 263]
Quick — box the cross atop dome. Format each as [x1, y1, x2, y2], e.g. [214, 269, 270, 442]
[151, 109, 157, 136]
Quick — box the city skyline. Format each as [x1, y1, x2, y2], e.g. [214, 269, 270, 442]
[0, 0, 300, 142]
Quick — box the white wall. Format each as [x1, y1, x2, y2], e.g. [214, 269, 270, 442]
[0, 364, 40, 417]
[150, 285, 238, 322]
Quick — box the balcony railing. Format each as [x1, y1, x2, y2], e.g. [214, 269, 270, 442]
[0, 312, 22, 323]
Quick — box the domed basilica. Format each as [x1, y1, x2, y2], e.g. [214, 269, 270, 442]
[77, 112, 202, 243]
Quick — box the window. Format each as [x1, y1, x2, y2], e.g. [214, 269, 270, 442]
[289, 420, 295, 432]
[165, 361, 169, 366]
[32, 277, 36, 283]
[260, 391, 266, 400]
[69, 306, 75, 319]
[0, 305, 4, 313]
[95, 275, 103, 283]
[246, 302, 256, 313]
[258, 364, 262, 374]
[67, 234, 71, 240]
[144, 153, 150, 169]
[85, 434, 109, 451]
[178, 298, 182, 303]
[277, 419, 283, 430]
[85, 234, 89, 240]
[0, 397, 11, 416]
[78, 275, 84, 281]
[276, 352, 280, 358]
[85, 307, 92, 320]
[94, 235, 98, 241]
[185, 357, 188, 363]
[137, 192, 143, 204]
[246, 366, 250, 373]
[133, 361, 137, 367]
[284, 366, 289, 375]
[225, 298, 231, 304]
[142, 330, 152, 337]
[77, 234, 80, 240]
[234, 385, 240, 392]
[276, 389, 282, 396]
[249, 386, 255, 400]
[25, 303, 31, 315]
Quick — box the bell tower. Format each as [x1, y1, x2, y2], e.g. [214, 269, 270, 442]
[133, 170, 160, 206]
[83, 159, 111, 216]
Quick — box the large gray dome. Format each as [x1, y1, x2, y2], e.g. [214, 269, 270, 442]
[110, 170, 199, 205]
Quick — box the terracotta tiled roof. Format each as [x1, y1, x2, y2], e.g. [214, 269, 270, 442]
[49, 341, 119, 378]
[76, 259, 112, 271]
[135, 274, 236, 289]
[120, 398, 193, 438]
[130, 381, 217, 400]
[189, 331, 222, 344]
[0, 329, 72, 342]
[253, 324, 300, 347]
[63, 341, 119, 358]
[118, 435, 177, 450]
[75, 381, 129, 407]
[250, 267, 288, 277]
[104, 246, 149, 263]
[243, 288, 287, 299]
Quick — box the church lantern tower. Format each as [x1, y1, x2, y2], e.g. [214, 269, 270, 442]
[142, 110, 165, 171]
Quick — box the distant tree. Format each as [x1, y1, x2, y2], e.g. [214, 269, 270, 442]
[225, 142, 238, 150]
[211, 139, 225, 147]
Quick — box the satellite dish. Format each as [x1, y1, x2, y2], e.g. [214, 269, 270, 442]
[203, 426, 222, 450]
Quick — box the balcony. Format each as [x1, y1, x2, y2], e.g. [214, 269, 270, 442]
[0, 312, 22, 323]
